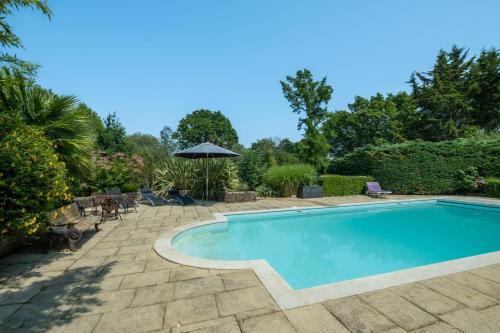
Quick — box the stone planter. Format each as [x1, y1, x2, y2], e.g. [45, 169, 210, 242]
[297, 186, 323, 199]
[215, 191, 257, 203]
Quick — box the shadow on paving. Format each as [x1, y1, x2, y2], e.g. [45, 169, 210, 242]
[0, 228, 120, 332]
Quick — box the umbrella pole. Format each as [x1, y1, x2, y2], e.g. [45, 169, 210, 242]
[206, 154, 209, 200]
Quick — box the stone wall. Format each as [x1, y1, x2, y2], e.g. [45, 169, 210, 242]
[215, 191, 256, 203]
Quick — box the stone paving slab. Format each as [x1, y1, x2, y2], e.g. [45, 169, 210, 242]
[446, 272, 500, 300]
[45, 314, 102, 333]
[170, 266, 211, 282]
[221, 270, 261, 291]
[479, 304, 500, 328]
[94, 303, 165, 333]
[173, 275, 225, 300]
[284, 303, 350, 333]
[323, 296, 397, 333]
[130, 283, 175, 307]
[0, 195, 499, 332]
[164, 294, 219, 329]
[72, 289, 135, 316]
[411, 322, 461, 333]
[392, 283, 463, 315]
[239, 312, 296, 333]
[420, 277, 498, 310]
[171, 316, 240, 333]
[439, 308, 500, 333]
[120, 268, 171, 289]
[216, 286, 278, 317]
[0, 304, 20, 324]
[361, 291, 438, 331]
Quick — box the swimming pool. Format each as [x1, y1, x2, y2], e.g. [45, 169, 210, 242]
[172, 200, 500, 290]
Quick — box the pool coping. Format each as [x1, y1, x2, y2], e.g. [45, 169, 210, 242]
[154, 197, 500, 310]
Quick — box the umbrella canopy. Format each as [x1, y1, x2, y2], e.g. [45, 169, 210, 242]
[174, 142, 240, 200]
[174, 142, 240, 159]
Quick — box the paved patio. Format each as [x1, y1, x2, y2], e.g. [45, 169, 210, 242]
[1, 195, 500, 333]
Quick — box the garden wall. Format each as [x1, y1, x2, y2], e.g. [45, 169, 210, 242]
[214, 191, 256, 203]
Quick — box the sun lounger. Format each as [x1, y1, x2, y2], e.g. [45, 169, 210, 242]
[168, 189, 196, 206]
[366, 182, 392, 198]
[140, 187, 168, 206]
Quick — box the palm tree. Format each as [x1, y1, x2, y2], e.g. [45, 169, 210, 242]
[0, 69, 97, 176]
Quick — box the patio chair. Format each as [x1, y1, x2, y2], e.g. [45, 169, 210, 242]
[94, 194, 122, 221]
[168, 189, 196, 206]
[73, 196, 98, 216]
[106, 188, 129, 211]
[139, 187, 168, 206]
[366, 182, 392, 198]
[123, 192, 138, 213]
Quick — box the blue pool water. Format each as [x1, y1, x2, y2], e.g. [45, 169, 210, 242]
[173, 200, 500, 290]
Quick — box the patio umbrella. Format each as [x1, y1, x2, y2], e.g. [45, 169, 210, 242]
[174, 142, 240, 200]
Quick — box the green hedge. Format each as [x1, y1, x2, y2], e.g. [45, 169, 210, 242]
[483, 178, 500, 198]
[321, 175, 374, 196]
[262, 164, 317, 197]
[329, 137, 500, 194]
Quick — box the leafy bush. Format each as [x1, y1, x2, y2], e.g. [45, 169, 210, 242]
[483, 178, 500, 198]
[237, 150, 264, 190]
[329, 137, 500, 194]
[321, 175, 373, 196]
[120, 183, 139, 193]
[255, 184, 278, 198]
[457, 166, 482, 192]
[262, 164, 317, 197]
[0, 126, 69, 237]
[76, 152, 144, 195]
[190, 159, 239, 199]
[154, 157, 193, 195]
[154, 158, 239, 199]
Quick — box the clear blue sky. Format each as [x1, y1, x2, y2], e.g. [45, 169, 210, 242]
[11, 0, 500, 146]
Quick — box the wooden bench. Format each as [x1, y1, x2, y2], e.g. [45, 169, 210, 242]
[47, 203, 102, 251]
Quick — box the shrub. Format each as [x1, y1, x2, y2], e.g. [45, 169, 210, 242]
[321, 175, 373, 196]
[154, 157, 193, 196]
[154, 158, 239, 199]
[81, 152, 144, 194]
[120, 183, 139, 193]
[262, 164, 317, 197]
[0, 126, 69, 237]
[190, 159, 239, 199]
[483, 178, 500, 198]
[237, 150, 264, 190]
[329, 137, 500, 194]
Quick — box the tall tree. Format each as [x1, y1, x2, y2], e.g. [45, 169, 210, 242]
[173, 109, 238, 149]
[0, 0, 51, 74]
[470, 48, 500, 131]
[98, 112, 129, 154]
[281, 69, 332, 169]
[127, 133, 166, 186]
[409, 45, 477, 140]
[159, 125, 177, 155]
[250, 137, 299, 169]
[322, 92, 417, 156]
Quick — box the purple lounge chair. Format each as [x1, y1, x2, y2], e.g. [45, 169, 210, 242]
[366, 182, 392, 198]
